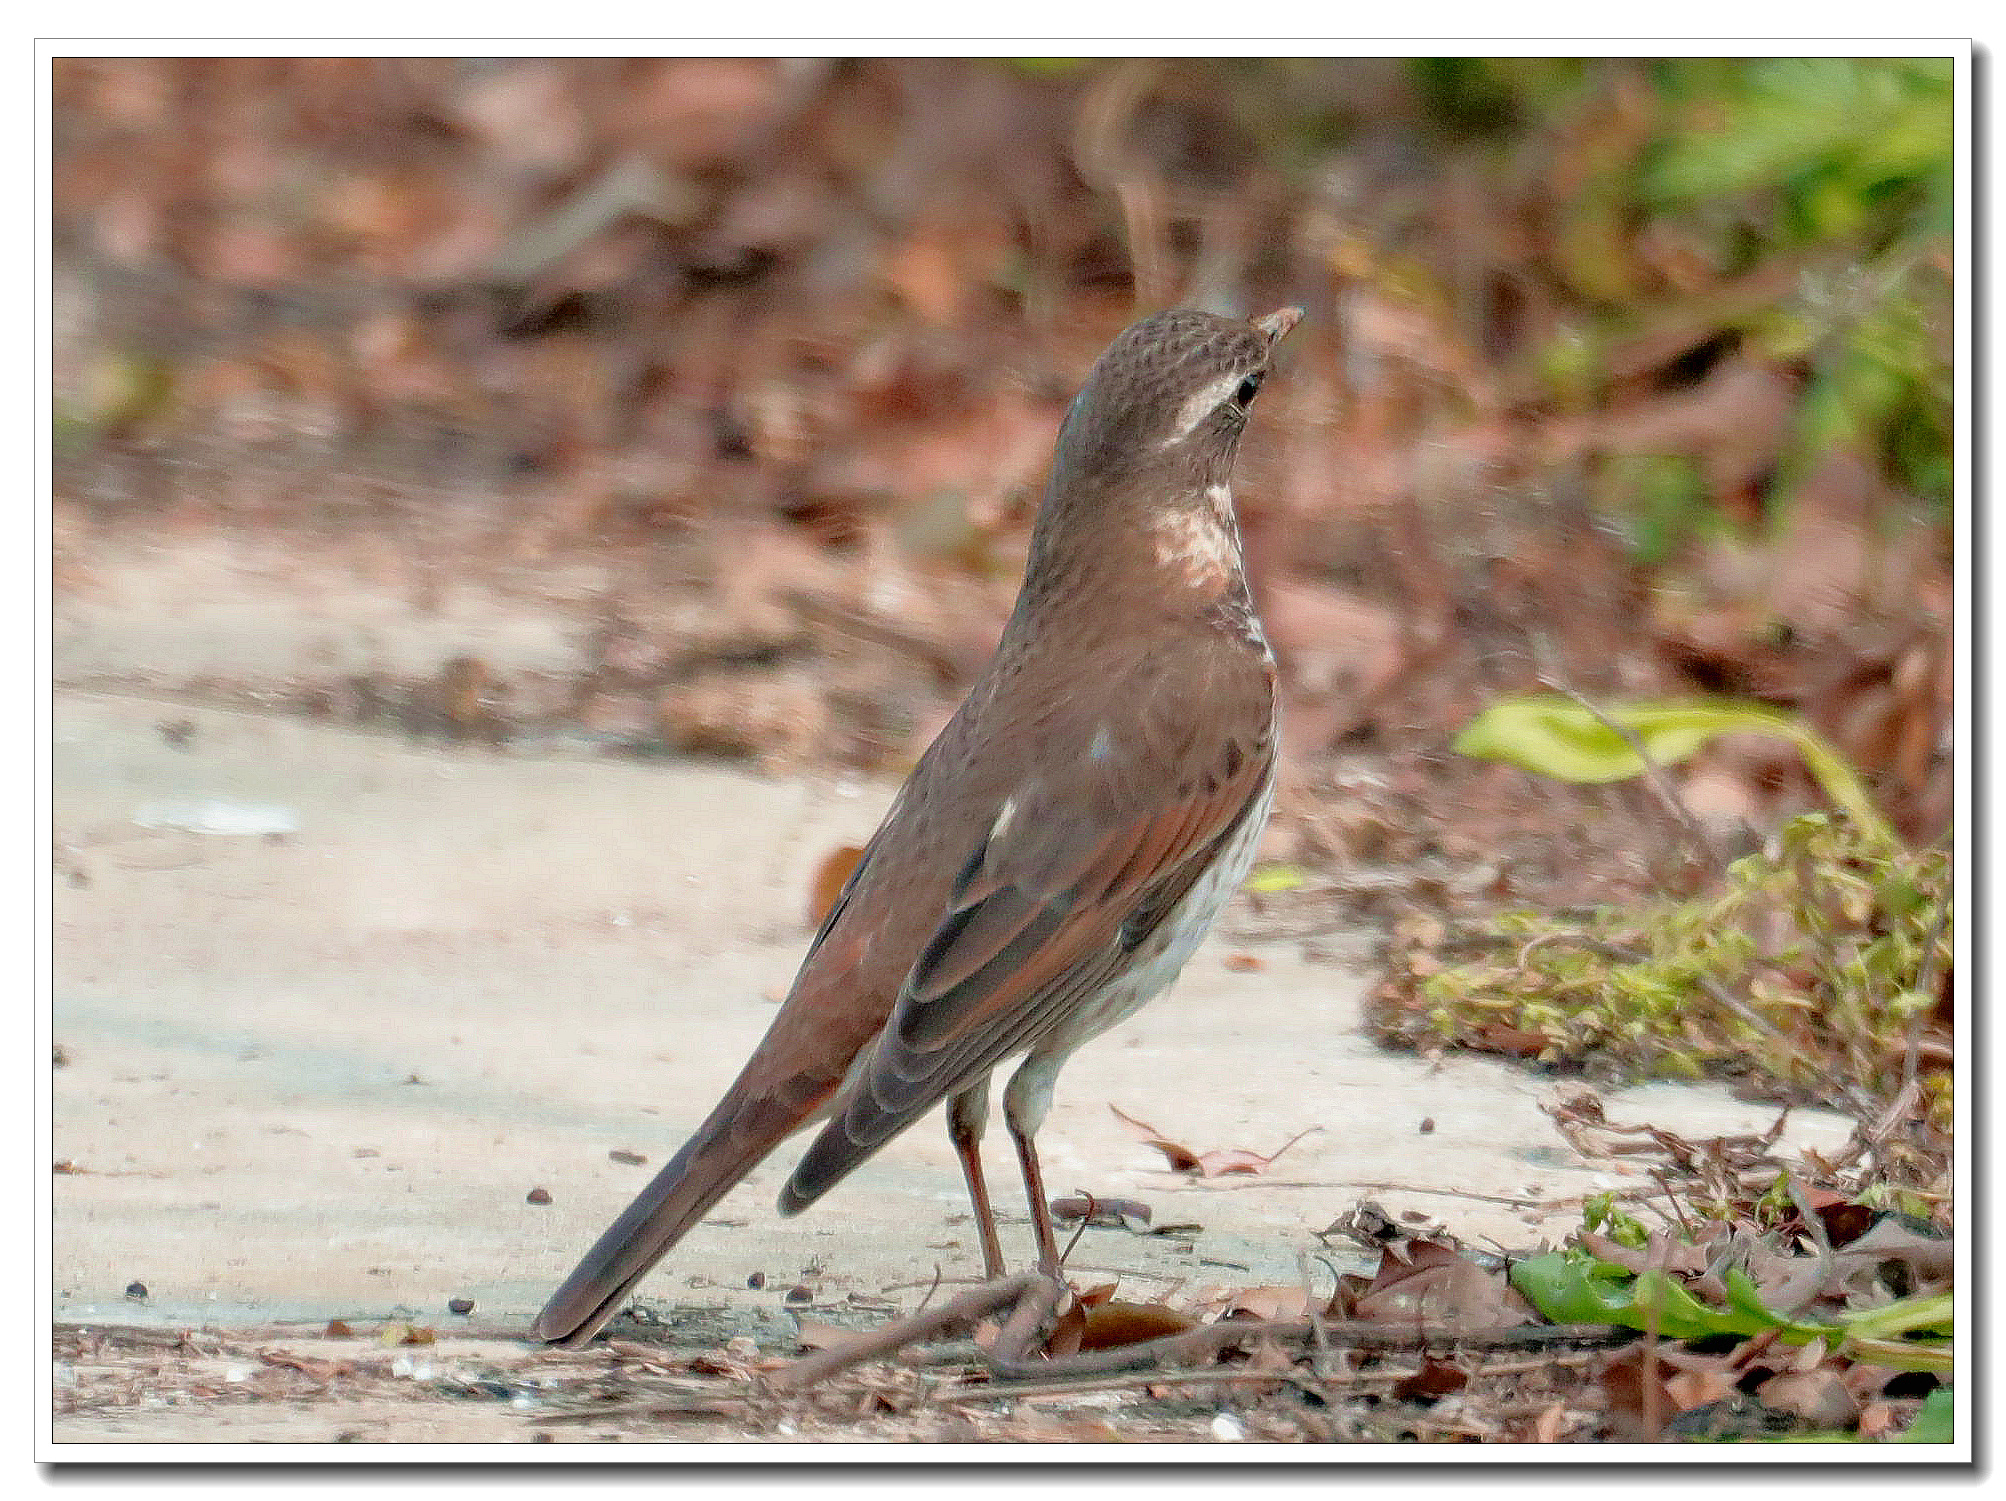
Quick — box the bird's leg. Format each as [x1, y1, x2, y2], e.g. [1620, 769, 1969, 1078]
[1008, 1124, 1062, 1277]
[1003, 1056, 1065, 1278]
[946, 1079, 1005, 1280]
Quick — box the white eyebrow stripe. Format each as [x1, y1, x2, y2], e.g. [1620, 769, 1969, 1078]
[1159, 370, 1246, 447]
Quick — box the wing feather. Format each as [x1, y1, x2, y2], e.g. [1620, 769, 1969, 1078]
[780, 680, 1273, 1212]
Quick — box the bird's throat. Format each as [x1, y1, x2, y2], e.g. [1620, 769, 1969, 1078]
[1146, 484, 1245, 596]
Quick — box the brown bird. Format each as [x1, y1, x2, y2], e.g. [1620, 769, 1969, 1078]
[533, 305, 1299, 1346]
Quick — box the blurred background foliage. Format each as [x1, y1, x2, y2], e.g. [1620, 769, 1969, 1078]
[51, 57, 1955, 885]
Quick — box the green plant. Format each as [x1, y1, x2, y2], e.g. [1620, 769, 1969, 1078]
[1454, 693, 1896, 845]
[1513, 1247, 1951, 1371]
[1410, 811, 1949, 1139]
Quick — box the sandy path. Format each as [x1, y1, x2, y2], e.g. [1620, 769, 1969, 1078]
[50, 689, 1853, 1443]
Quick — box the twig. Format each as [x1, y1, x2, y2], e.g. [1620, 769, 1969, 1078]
[1058, 1190, 1096, 1272]
[1298, 1250, 1334, 1382]
[975, 1317, 1632, 1383]
[984, 1276, 1070, 1378]
[766, 1273, 1041, 1392]
[932, 1366, 1322, 1402]
[1537, 676, 1724, 873]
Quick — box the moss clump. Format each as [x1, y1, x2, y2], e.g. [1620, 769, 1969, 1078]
[1396, 813, 1950, 1140]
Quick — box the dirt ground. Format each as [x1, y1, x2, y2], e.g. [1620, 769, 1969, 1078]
[46, 535, 1860, 1445]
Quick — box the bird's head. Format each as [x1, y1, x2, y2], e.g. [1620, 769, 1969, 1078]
[1049, 305, 1300, 497]
[1026, 306, 1300, 601]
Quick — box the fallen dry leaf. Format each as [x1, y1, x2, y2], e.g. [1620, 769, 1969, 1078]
[1473, 1022, 1551, 1058]
[1856, 1399, 1899, 1440]
[1663, 1368, 1738, 1412]
[1049, 1195, 1151, 1228]
[1077, 1301, 1199, 1351]
[1109, 1104, 1321, 1178]
[1351, 1239, 1534, 1333]
[261, 1350, 347, 1381]
[792, 1319, 871, 1355]
[807, 843, 865, 927]
[1528, 1400, 1568, 1443]
[1756, 1369, 1860, 1429]
[1394, 1358, 1470, 1401]
[1213, 1285, 1317, 1323]
[1043, 1298, 1087, 1359]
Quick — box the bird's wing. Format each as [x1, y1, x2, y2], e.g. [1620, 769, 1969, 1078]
[779, 647, 1273, 1209]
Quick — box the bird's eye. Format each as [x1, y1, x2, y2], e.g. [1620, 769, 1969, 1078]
[1233, 372, 1264, 408]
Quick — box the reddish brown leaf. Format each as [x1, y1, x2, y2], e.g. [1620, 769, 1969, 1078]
[1352, 1239, 1534, 1333]
[1049, 1196, 1150, 1227]
[1107, 1105, 1320, 1178]
[1856, 1400, 1899, 1440]
[1394, 1359, 1469, 1401]
[1108, 1105, 1202, 1172]
[1473, 1023, 1550, 1058]
[807, 843, 865, 927]
[1076, 1301, 1198, 1352]
[1217, 1285, 1316, 1323]
[1043, 1297, 1087, 1359]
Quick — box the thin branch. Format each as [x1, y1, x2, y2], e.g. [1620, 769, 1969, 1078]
[765, 1272, 1042, 1392]
[1537, 675, 1725, 873]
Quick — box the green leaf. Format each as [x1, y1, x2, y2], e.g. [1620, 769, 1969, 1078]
[1511, 1250, 1851, 1343]
[1514, 1251, 1953, 1375]
[1512, 1252, 1781, 1341]
[1453, 695, 1895, 846]
[1897, 1387, 1954, 1443]
[1720, 1268, 1842, 1340]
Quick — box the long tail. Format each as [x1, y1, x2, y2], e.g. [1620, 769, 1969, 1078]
[530, 1092, 808, 1347]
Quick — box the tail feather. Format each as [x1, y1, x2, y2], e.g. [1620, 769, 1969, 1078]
[530, 1106, 796, 1347]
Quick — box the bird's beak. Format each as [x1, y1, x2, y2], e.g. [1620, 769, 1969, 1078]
[1253, 306, 1303, 347]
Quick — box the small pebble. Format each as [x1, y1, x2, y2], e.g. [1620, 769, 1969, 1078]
[784, 1284, 813, 1304]
[746, 1271, 766, 1290]
[448, 1297, 475, 1316]
[526, 1187, 553, 1205]
[1418, 1117, 1436, 1134]
[609, 1149, 647, 1166]
[124, 1281, 148, 1301]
